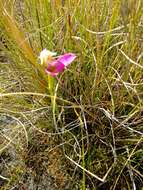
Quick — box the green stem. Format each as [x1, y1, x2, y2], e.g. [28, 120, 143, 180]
[48, 74, 55, 106]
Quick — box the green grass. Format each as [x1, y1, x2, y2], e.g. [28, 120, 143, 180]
[0, 0, 143, 189]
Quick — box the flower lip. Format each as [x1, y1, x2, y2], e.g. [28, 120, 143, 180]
[40, 49, 57, 58]
[46, 60, 65, 73]
[39, 49, 57, 65]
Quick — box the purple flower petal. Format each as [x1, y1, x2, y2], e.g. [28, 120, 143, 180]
[46, 60, 65, 76]
[44, 52, 76, 76]
[57, 53, 76, 67]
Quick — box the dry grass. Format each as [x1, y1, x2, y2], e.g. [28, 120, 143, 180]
[0, 0, 143, 189]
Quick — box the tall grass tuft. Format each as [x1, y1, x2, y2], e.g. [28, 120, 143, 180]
[0, 0, 143, 189]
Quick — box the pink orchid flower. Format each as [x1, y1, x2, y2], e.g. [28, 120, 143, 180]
[39, 49, 76, 76]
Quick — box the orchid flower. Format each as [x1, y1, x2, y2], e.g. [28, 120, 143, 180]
[39, 49, 76, 76]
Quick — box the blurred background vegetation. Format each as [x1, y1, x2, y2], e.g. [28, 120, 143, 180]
[0, 0, 143, 189]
